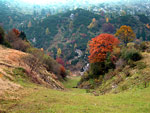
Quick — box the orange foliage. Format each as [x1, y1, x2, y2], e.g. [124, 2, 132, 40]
[106, 17, 109, 23]
[60, 65, 66, 78]
[0, 73, 3, 78]
[146, 24, 150, 29]
[88, 33, 120, 63]
[12, 28, 20, 36]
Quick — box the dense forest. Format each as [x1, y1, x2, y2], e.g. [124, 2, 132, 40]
[1, 1, 150, 72]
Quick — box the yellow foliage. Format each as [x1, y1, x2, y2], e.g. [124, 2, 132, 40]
[127, 42, 135, 48]
[115, 25, 136, 44]
[57, 48, 62, 57]
[45, 28, 50, 35]
[87, 18, 97, 29]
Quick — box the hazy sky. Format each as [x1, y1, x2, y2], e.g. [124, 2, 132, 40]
[19, 0, 121, 5]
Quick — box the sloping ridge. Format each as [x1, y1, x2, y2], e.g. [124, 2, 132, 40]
[0, 45, 64, 96]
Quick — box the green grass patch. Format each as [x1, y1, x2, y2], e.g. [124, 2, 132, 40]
[12, 67, 34, 87]
[0, 76, 149, 113]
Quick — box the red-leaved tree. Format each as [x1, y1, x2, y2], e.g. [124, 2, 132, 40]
[12, 28, 20, 36]
[56, 57, 65, 66]
[88, 33, 120, 63]
[60, 65, 66, 78]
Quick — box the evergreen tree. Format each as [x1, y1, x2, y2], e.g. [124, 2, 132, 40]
[0, 26, 5, 44]
[141, 28, 146, 41]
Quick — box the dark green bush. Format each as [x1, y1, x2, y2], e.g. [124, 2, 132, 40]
[88, 62, 105, 79]
[121, 48, 142, 61]
[0, 26, 11, 47]
[0, 26, 5, 44]
[71, 59, 79, 65]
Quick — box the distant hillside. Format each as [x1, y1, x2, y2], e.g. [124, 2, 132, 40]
[18, 8, 150, 71]
[1, 2, 150, 71]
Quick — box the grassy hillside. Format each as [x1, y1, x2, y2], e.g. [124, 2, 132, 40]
[0, 76, 150, 113]
[0, 45, 64, 97]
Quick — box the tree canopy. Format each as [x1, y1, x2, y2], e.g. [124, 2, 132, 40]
[88, 33, 120, 63]
[115, 25, 136, 45]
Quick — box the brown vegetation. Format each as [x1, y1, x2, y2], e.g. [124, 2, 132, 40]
[0, 45, 64, 97]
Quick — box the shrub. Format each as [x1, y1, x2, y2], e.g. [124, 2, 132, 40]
[43, 55, 66, 80]
[71, 59, 79, 65]
[121, 48, 142, 61]
[127, 42, 135, 49]
[22, 48, 45, 72]
[140, 42, 148, 51]
[0, 26, 11, 47]
[89, 62, 105, 78]
[56, 57, 65, 66]
[5, 30, 31, 51]
[60, 66, 67, 78]
[115, 58, 126, 69]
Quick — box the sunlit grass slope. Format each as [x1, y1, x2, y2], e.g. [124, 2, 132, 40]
[0, 76, 150, 113]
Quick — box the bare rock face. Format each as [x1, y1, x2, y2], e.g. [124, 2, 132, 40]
[0, 45, 64, 96]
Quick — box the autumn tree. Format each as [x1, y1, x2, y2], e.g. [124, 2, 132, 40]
[12, 28, 20, 36]
[88, 33, 120, 63]
[106, 17, 109, 23]
[102, 23, 115, 33]
[87, 18, 97, 29]
[115, 25, 136, 45]
[69, 21, 73, 31]
[45, 27, 50, 35]
[56, 57, 65, 66]
[5, 29, 30, 51]
[57, 48, 62, 57]
[60, 65, 66, 78]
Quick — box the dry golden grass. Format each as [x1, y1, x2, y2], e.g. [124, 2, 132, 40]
[0, 45, 64, 98]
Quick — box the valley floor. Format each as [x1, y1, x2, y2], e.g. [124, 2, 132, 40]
[0, 76, 150, 113]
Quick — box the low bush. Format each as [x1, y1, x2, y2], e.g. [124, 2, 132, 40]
[139, 42, 148, 51]
[121, 48, 142, 61]
[5, 30, 31, 52]
[88, 62, 105, 79]
[115, 58, 126, 69]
